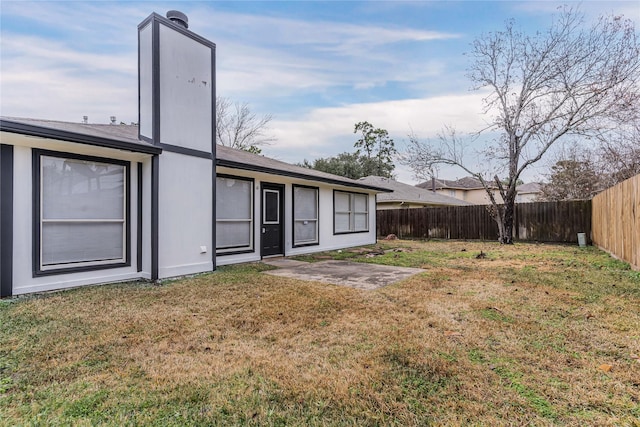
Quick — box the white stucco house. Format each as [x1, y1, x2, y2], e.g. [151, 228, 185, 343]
[515, 182, 543, 203]
[0, 11, 388, 297]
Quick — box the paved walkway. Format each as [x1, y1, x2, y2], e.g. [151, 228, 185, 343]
[262, 258, 424, 290]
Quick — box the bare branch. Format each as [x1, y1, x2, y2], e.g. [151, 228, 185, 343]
[216, 96, 275, 152]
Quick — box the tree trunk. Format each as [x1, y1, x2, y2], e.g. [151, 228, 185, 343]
[485, 178, 516, 244]
[495, 214, 506, 242]
[499, 202, 514, 244]
[498, 192, 516, 244]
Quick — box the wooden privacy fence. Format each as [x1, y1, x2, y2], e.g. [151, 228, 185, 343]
[377, 200, 592, 244]
[592, 174, 640, 270]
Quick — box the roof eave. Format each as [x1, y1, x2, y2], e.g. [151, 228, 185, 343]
[217, 159, 392, 192]
[0, 119, 162, 155]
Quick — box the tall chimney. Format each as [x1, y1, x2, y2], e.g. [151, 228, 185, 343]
[138, 10, 214, 150]
[137, 10, 216, 281]
[431, 177, 436, 192]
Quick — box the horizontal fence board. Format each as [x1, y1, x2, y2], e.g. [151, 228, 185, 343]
[377, 200, 592, 244]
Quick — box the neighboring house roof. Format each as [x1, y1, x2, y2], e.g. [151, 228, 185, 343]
[359, 176, 472, 206]
[516, 182, 543, 194]
[446, 176, 485, 189]
[0, 117, 390, 193]
[416, 176, 493, 190]
[416, 178, 542, 194]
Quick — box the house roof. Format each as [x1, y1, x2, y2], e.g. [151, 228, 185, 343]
[0, 117, 390, 193]
[516, 182, 543, 194]
[416, 176, 490, 190]
[0, 117, 162, 155]
[359, 176, 472, 206]
[216, 145, 389, 192]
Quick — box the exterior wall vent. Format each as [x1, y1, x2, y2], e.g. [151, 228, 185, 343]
[166, 10, 188, 29]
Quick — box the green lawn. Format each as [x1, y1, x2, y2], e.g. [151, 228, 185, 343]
[1, 240, 639, 426]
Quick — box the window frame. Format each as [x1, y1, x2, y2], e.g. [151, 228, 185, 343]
[215, 174, 255, 256]
[292, 184, 319, 247]
[262, 189, 280, 225]
[32, 149, 131, 276]
[333, 190, 369, 235]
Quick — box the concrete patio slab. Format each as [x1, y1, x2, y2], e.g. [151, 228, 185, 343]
[261, 258, 309, 268]
[263, 259, 424, 290]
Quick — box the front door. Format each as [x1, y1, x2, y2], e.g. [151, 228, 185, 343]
[261, 183, 284, 257]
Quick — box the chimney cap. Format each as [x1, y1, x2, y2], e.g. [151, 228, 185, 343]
[166, 10, 188, 29]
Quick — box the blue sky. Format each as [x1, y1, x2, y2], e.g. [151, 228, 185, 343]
[1, 1, 638, 183]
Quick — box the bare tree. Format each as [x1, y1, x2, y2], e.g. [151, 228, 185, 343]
[216, 96, 274, 153]
[405, 8, 639, 243]
[596, 120, 640, 187]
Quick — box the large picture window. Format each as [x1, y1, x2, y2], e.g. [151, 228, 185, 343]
[334, 190, 369, 234]
[34, 151, 129, 274]
[293, 185, 319, 247]
[216, 175, 253, 254]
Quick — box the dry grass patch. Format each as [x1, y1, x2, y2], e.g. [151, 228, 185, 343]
[1, 242, 639, 426]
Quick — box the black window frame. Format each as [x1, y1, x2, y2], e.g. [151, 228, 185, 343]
[32, 149, 131, 277]
[292, 184, 319, 248]
[215, 174, 255, 256]
[333, 190, 369, 235]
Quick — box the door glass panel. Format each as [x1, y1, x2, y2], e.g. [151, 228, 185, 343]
[264, 189, 279, 224]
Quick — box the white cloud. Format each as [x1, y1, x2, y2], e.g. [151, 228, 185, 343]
[190, 6, 462, 99]
[2, 34, 137, 75]
[0, 2, 146, 122]
[1, 64, 136, 123]
[190, 6, 460, 50]
[0, 33, 138, 122]
[1, 2, 462, 122]
[268, 91, 491, 151]
[259, 91, 494, 184]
